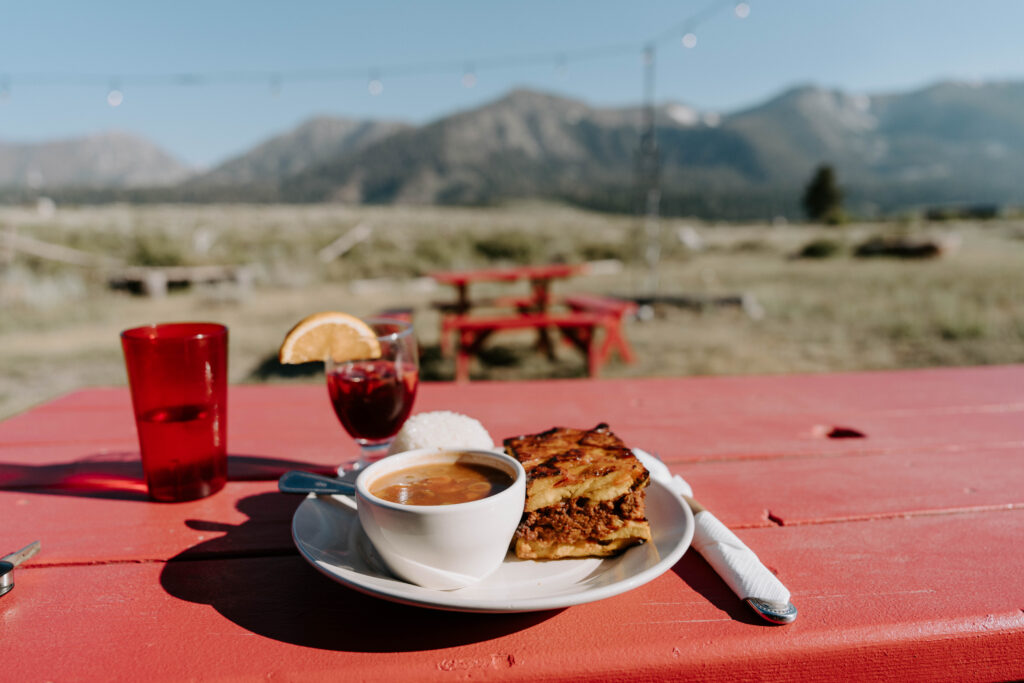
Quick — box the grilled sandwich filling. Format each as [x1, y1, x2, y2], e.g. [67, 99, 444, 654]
[504, 423, 653, 560]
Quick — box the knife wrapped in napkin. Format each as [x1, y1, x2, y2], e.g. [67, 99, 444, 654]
[503, 423, 652, 559]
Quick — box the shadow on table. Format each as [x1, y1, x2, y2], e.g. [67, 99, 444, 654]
[0, 452, 335, 501]
[160, 491, 558, 651]
[670, 554, 766, 626]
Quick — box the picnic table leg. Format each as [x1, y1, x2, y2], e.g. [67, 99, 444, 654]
[455, 329, 495, 383]
[455, 328, 473, 382]
[455, 345, 471, 383]
[529, 279, 552, 309]
[558, 324, 600, 377]
[536, 327, 557, 360]
[529, 279, 556, 359]
[455, 283, 471, 315]
[440, 314, 458, 357]
[600, 318, 636, 364]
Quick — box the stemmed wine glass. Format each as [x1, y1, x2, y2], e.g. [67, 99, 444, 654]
[325, 318, 419, 473]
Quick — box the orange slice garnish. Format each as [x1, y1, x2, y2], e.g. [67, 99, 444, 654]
[278, 311, 381, 364]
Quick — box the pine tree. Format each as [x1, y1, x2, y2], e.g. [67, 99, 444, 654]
[802, 164, 843, 223]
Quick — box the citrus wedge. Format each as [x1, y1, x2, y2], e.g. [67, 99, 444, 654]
[278, 311, 381, 364]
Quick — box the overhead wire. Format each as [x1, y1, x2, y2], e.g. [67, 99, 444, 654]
[0, 1, 746, 95]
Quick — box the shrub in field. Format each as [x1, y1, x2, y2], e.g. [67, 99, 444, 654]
[334, 237, 424, 279]
[797, 238, 843, 259]
[854, 236, 942, 259]
[472, 231, 540, 263]
[937, 321, 985, 341]
[130, 233, 184, 266]
[579, 241, 628, 262]
[413, 235, 476, 272]
[731, 238, 775, 253]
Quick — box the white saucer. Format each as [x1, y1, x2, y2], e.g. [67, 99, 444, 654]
[291, 476, 694, 613]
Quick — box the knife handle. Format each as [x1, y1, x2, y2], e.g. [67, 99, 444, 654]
[1, 541, 40, 567]
[682, 494, 705, 514]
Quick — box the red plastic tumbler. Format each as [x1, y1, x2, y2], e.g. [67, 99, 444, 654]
[121, 322, 228, 502]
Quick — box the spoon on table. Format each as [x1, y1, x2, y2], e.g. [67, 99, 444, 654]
[0, 541, 41, 597]
[278, 470, 356, 496]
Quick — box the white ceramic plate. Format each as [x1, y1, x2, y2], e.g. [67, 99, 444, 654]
[291, 474, 694, 613]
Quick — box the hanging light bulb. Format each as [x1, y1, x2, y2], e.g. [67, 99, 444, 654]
[734, 3, 750, 19]
[368, 72, 383, 96]
[681, 32, 698, 49]
[461, 65, 477, 89]
[107, 83, 124, 107]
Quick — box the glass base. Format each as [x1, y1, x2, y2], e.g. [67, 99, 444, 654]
[337, 439, 392, 476]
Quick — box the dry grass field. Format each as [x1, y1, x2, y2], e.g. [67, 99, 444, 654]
[2, 201, 1023, 420]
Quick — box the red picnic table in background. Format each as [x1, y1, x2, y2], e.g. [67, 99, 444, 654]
[431, 263, 637, 381]
[2, 366, 1024, 680]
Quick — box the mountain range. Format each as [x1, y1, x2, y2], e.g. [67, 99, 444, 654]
[3, 80, 1023, 218]
[0, 131, 191, 189]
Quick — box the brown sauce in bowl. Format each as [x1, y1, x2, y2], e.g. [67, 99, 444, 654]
[369, 461, 513, 506]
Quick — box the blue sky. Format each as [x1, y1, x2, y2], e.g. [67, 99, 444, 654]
[2, 1, 1022, 167]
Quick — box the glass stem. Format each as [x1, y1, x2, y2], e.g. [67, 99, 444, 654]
[354, 440, 392, 469]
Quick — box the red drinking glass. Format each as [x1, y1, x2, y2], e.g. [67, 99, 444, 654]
[121, 322, 228, 502]
[325, 318, 418, 471]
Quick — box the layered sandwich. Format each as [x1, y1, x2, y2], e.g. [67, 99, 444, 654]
[503, 423, 652, 559]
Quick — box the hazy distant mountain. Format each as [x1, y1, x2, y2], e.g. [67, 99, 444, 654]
[195, 116, 410, 185]
[280, 89, 660, 204]
[273, 81, 1024, 214]
[720, 81, 1024, 201]
[6, 80, 1024, 218]
[0, 131, 191, 188]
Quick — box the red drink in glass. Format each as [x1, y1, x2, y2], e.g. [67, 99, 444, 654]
[121, 323, 228, 502]
[327, 360, 418, 441]
[135, 403, 227, 501]
[324, 318, 419, 470]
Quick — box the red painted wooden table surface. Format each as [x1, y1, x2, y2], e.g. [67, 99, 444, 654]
[2, 366, 1023, 681]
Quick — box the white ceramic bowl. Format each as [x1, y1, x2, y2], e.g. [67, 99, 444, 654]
[355, 448, 526, 591]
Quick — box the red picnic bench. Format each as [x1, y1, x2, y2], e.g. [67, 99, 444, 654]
[444, 312, 605, 382]
[563, 293, 637, 365]
[442, 294, 637, 382]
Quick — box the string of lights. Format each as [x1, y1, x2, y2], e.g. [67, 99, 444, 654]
[0, 1, 750, 107]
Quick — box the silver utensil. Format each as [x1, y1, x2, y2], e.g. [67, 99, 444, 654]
[681, 493, 797, 625]
[745, 596, 799, 624]
[634, 449, 798, 625]
[0, 540, 41, 597]
[278, 470, 355, 496]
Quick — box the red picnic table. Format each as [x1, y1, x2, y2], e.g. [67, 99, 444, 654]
[430, 263, 587, 315]
[2, 366, 1024, 681]
[431, 264, 637, 380]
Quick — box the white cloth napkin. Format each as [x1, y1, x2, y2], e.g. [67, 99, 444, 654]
[634, 450, 791, 604]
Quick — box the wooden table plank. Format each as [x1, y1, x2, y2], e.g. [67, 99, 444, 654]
[0, 482, 296, 564]
[679, 441, 1024, 527]
[2, 512, 1022, 681]
[5, 433, 1022, 564]
[6, 369, 1022, 462]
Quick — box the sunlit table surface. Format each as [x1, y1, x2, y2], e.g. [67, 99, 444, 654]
[2, 366, 1023, 681]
